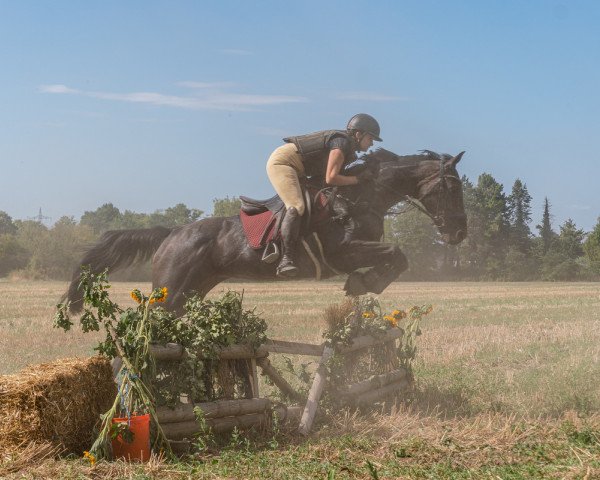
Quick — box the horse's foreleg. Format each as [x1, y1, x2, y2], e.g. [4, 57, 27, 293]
[338, 241, 408, 296]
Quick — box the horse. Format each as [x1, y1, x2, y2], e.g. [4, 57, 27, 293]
[63, 149, 467, 314]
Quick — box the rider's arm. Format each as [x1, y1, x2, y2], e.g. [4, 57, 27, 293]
[325, 149, 359, 186]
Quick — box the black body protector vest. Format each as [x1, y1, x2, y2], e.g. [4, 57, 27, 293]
[283, 130, 357, 178]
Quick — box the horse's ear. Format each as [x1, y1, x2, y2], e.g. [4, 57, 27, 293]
[447, 151, 465, 167]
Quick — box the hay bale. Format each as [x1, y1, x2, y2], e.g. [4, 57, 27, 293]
[0, 356, 116, 456]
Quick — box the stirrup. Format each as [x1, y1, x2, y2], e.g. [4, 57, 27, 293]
[262, 242, 280, 264]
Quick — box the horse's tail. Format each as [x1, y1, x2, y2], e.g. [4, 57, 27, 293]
[62, 226, 173, 313]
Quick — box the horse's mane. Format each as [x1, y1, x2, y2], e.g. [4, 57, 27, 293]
[363, 148, 451, 167]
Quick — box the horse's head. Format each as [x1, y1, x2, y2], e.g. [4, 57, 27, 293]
[412, 151, 467, 245]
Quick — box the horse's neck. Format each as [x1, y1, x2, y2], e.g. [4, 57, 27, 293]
[372, 161, 433, 214]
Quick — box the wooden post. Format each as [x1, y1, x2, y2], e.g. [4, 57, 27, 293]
[298, 346, 334, 436]
[250, 358, 259, 398]
[256, 357, 306, 404]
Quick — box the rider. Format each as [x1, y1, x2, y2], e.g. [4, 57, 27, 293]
[266, 113, 382, 277]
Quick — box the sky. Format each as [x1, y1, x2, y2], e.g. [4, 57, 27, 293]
[1, 0, 599, 231]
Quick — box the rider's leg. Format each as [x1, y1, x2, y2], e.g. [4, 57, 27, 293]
[277, 206, 302, 277]
[266, 144, 306, 277]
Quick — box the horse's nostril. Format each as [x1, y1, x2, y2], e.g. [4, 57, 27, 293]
[456, 230, 465, 241]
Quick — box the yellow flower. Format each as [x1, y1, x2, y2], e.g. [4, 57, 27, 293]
[149, 286, 169, 304]
[130, 290, 142, 304]
[83, 450, 96, 467]
[425, 305, 433, 314]
[362, 311, 375, 319]
[384, 315, 398, 327]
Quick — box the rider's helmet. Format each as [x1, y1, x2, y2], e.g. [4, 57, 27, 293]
[346, 113, 382, 141]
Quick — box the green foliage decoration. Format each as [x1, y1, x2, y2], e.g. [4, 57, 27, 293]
[322, 297, 431, 404]
[54, 267, 268, 457]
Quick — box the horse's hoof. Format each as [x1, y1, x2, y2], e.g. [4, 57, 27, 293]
[344, 272, 368, 296]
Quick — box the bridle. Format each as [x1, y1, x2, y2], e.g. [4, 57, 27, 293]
[375, 158, 463, 229]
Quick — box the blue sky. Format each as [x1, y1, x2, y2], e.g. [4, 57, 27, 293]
[1, 0, 599, 230]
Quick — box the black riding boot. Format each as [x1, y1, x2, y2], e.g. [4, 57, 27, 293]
[277, 207, 301, 277]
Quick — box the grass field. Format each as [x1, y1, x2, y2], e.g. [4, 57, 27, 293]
[1, 279, 600, 478]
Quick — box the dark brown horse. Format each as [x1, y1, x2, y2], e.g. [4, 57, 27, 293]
[63, 149, 467, 314]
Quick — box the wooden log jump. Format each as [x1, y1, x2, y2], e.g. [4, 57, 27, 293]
[150, 327, 411, 440]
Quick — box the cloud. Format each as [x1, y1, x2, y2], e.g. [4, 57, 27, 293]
[219, 48, 253, 56]
[39, 83, 308, 111]
[176, 81, 237, 89]
[335, 91, 407, 102]
[39, 84, 80, 94]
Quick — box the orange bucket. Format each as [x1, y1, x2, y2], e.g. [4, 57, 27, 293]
[111, 414, 151, 462]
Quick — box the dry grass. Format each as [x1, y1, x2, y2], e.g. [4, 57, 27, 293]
[1, 279, 599, 477]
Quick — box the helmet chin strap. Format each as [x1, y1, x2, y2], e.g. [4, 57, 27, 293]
[353, 131, 365, 151]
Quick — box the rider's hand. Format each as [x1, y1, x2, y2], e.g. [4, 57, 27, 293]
[356, 169, 375, 184]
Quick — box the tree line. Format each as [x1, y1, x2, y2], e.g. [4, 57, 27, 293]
[386, 174, 600, 280]
[0, 178, 598, 281]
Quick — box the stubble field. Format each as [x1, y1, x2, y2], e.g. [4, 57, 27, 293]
[1, 279, 600, 478]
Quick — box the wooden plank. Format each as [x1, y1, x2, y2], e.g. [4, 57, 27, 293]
[342, 368, 408, 397]
[337, 328, 404, 355]
[262, 339, 324, 356]
[256, 357, 306, 404]
[150, 343, 269, 361]
[161, 405, 302, 440]
[298, 346, 334, 436]
[149, 343, 185, 361]
[151, 339, 325, 362]
[353, 379, 410, 408]
[157, 398, 271, 423]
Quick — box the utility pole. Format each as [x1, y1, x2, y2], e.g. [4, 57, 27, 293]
[29, 207, 51, 225]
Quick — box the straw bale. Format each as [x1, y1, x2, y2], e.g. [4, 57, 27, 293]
[0, 356, 116, 456]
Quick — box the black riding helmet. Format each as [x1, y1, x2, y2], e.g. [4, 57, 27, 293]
[346, 113, 382, 142]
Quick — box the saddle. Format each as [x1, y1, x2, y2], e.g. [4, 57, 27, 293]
[239, 185, 331, 263]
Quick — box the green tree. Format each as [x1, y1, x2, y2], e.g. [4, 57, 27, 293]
[80, 203, 122, 234]
[0, 211, 17, 235]
[147, 203, 203, 228]
[540, 218, 585, 281]
[0, 234, 29, 276]
[583, 217, 600, 274]
[536, 197, 555, 254]
[557, 219, 585, 259]
[212, 196, 241, 217]
[14, 220, 51, 278]
[119, 210, 150, 229]
[507, 179, 532, 253]
[462, 173, 509, 279]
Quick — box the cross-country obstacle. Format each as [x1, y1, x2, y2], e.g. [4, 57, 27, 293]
[148, 327, 411, 446]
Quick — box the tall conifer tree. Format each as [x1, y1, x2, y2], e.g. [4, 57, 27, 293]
[536, 197, 555, 254]
[507, 179, 532, 253]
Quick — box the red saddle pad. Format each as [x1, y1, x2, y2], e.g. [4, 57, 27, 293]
[239, 210, 279, 249]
